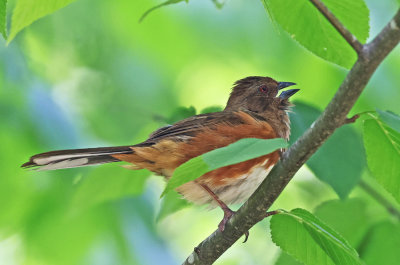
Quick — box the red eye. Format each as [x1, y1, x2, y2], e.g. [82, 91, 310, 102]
[259, 85, 268, 93]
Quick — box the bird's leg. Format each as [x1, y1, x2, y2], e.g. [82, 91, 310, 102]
[199, 183, 233, 231]
[199, 183, 250, 242]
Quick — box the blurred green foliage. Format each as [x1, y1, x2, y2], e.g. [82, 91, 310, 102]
[290, 102, 366, 198]
[0, 0, 400, 264]
[0, 0, 5, 38]
[139, 0, 189, 23]
[8, 0, 78, 42]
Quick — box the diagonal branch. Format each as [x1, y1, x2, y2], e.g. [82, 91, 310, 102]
[183, 9, 400, 265]
[309, 0, 363, 54]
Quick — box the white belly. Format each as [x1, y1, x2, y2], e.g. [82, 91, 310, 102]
[177, 164, 273, 207]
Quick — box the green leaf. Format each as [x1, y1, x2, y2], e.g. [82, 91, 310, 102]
[8, 0, 78, 43]
[262, 0, 370, 68]
[156, 190, 191, 222]
[363, 117, 400, 204]
[314, 199, 370, 248]
[290, 102, 365, 198]
[162, 138, 287, 196]
[377, 109, 400, 133]
[139, 0, 188, 23]
[289, 102, 321, 146]
[275, 252, 304, 265]
[360, 221, 400, 265]
[308, 126, 365, 198]
[71, 165, 150, 211]
[270, 208, 362, 265]
[0, 0, 6, 39]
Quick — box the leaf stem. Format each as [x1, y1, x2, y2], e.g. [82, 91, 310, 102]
[344, 114, 360, 124]
[359, 179, 400, 220]
[309, 0, 363, 54]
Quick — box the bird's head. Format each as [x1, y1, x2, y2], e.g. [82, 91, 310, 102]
[225, 76, 299, 114]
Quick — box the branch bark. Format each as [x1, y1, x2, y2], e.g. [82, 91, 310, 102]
[183, 7, 400, 265]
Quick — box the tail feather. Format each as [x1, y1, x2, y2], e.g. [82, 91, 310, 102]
[22, 146, 134, 171]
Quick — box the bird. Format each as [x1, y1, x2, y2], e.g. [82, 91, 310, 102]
[22, 76, 298, 235]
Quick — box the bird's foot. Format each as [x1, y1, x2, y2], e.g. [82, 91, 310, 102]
[218, 207, 250, 243]
[218, 207, 235, 232]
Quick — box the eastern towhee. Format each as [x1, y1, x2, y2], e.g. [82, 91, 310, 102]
[22, 76, 299, 234]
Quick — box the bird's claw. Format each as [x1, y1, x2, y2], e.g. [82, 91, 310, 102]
[218, 207, 250, 243]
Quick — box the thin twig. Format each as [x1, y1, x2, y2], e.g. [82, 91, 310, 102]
[359, 180, 400, 220]
[309, 0, 364, 54]
[183, 9, 400, 265]
[344, 114, 360, 124]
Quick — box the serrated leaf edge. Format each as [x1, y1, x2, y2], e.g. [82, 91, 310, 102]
[366, 113, 400, 155]
[271, 209, 361, 265]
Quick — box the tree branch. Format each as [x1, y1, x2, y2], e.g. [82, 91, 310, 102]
[309, 0, 363, 54]
[183, 9, 400, 265]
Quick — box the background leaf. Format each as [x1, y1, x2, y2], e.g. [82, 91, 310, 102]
[307, 126, 365, 198]
[290, 102, 365, 198]
[165, 106, 197, 124]
[363, 117, 400, 204]
[200, 105, 223, 114]
[156, 190, 191, 222]
[8, 0, 78, 42]
[211, 0, 226, 9]
[262, 0, 369, 68]
[270, 208, 362, 265]
[377, 109, 400, 133]
[0, 0, 6, 39]
[162, 138, 287, 196]
[359, 221, 400, 265]
[314, 199, 371, 248]
[71, 165, 150, 211]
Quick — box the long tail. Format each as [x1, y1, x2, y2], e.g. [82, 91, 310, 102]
[21, 146, 134, 171]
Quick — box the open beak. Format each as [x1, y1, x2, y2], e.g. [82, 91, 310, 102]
[277, 81, 299, 99]
[279, 89, 300, 99]
[277, 82, 296, 90]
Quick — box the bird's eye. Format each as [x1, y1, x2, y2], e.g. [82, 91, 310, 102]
[259, 85, 268, 93]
